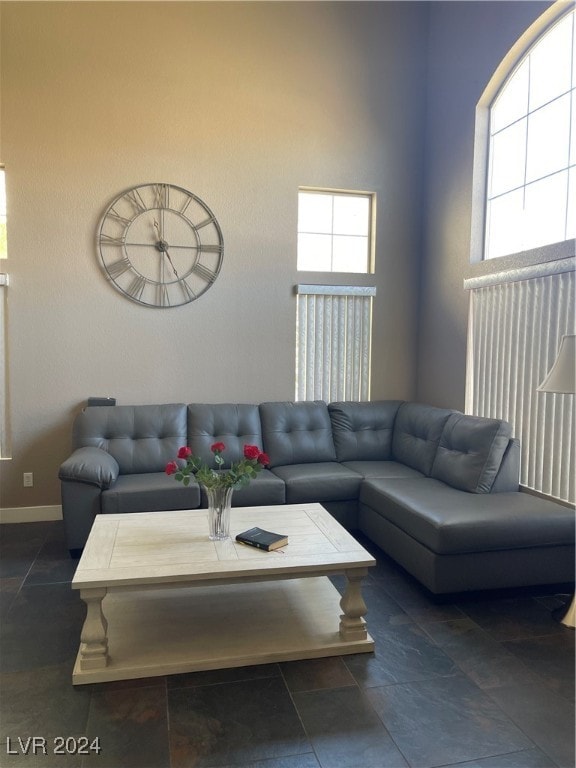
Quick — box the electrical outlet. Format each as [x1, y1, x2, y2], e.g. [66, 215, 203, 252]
[23, 472, 33, 487]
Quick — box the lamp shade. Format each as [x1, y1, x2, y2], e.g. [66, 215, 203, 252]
[537, 335, 576, 394]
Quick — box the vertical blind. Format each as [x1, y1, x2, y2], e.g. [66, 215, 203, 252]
[296, 285, 376, 403]
[466, 268, 575, 504]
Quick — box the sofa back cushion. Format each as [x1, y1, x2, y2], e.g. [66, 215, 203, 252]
[187, 403, 263, 468]
[490, 437, 520, 492]
[73, 404, 187, 474]
[259, 401, 337, 467]
[391, 402, 454, 475]
[328, 401, 403, 462]
[431, 413, 513, 493]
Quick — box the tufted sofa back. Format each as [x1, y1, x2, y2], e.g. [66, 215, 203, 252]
[328, 400, 403, 461]
[259, 401, 337, 467]
[72, 404, 187, 474]
[69, 400, 517, 493]
[430, 412, 513, 493]
[391, 402, 454, 475]
[187, 403, 264, 468]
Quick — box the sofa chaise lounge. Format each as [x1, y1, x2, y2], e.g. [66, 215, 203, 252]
[59, 399, 575, 594]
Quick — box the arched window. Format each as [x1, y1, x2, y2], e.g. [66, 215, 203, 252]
[471, 3, 575, 264]
[484, 9, 574, 260]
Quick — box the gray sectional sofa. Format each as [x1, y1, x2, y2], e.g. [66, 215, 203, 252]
[58, 400, 575, 594]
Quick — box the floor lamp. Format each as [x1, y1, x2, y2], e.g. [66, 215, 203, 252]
[537, 334, 576, 629]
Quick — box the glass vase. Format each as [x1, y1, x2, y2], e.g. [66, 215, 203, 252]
[205, 486, 233, 541]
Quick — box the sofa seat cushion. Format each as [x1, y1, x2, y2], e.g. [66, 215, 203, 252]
[101, 472, 201, 514]
[342, 460, 425, 480]
[198, 469, 286, 507]
[431, 413, 512, 493]
[360, 478, 575, 555]
[271, 462, 362, 504]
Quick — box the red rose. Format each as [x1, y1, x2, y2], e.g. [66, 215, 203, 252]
[243, 445, 260, 460]
[177, 446, 192, 459]
[257, 452, 270, 466]
[165, 461, 178, 476]
[211, 442, 226, 454]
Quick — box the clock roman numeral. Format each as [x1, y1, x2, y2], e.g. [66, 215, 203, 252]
[179, 194, 194, 216]
[153, 184, 169, 209]
[191, 262, 217, 283]
[124, 188, 146, 214]
[107, 257, 132, 279]
[194, 215, 216, 230]
[198, 244, 223, 254]
[107, 207, 132, 226]
[157, 283, 170, 307]
[100, 234, 125, 247]
[127, 274, 147, 300]
[180, 279, 197, 301]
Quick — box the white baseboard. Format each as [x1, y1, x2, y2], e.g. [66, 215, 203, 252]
[0, 505, 63, 523]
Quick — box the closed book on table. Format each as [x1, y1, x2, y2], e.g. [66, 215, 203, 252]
[235, 527, 288, 551]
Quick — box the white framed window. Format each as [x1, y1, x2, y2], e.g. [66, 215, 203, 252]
[297, 189, 374, 273]
[295, 187, 376, 402]
[0, 167, 6, 260]
[0, 165, 10, 459]
[482, 8, 575, 260]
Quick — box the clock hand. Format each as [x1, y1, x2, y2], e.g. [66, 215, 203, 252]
[163, 248, 180, 280]
[153, 219, 179, 279]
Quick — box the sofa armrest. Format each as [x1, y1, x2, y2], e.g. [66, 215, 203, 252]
[59, 447, 120, 489]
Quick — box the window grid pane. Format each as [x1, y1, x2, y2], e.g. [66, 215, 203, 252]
[525, 94, 571, 183]
[528, 12, 572, 111]
[488, 119, 527, 197]
[298, 192, 333, 234]
[491, 60, 529, 133]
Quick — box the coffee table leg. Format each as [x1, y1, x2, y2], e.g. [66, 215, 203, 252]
[79, 588, 109, 670]
[339, 568, 369, 641]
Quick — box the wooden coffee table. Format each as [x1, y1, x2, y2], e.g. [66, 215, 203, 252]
[71, 503, 375, 685]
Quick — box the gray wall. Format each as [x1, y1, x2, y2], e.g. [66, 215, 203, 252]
[418, 0, 552, 409]
[0, 1, 427, 509]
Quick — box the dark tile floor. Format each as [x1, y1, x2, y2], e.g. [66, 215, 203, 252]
[0, 520, 574, 768]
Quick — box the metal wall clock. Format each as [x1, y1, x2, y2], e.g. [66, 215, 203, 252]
[98, 183, 224, 308]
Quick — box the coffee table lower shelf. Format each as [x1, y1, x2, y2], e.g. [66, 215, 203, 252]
[72, 576, 374, 685]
